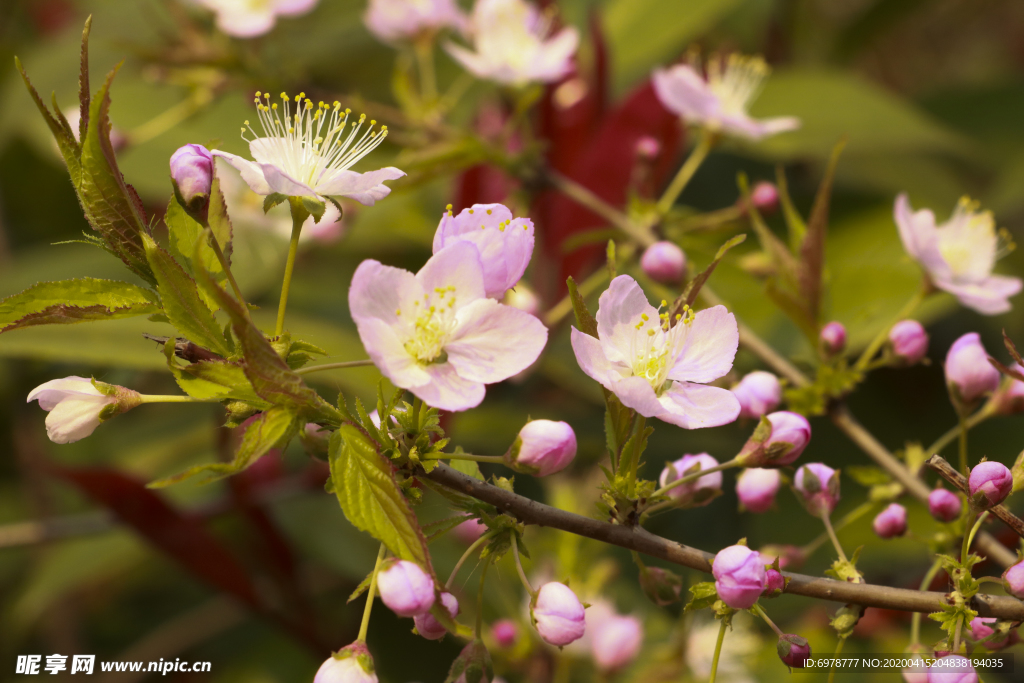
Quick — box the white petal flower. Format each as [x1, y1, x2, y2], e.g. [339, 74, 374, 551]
[349, 242, 548, 411]
[895, 194, 1021, 315]
[364, 0, 468, 43]
[571, 275, 740, 429]
[197, 0, 318, 38]
[27, 377, 119, 444]
[652, 54, 799, 140]
[444, 0, 578, 86]
[213, 92, 405, 207]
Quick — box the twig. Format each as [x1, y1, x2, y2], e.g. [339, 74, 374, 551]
[926, 455, 1024, 540]
[423, 464, 1024, 620]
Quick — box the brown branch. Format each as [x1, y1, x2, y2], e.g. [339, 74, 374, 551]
[424, 464, 1024, 621]
[926, 455, 1024, 540]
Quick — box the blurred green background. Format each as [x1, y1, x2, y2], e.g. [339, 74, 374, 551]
[1, 0, 1023, 681]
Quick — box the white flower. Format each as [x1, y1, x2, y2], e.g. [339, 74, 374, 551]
[364, 0, 467, 43]
[652, 54, 799, 140]
[349, 242, 548, 411]
[197, 0, 319, 38]
[444, 0, 579, 86]
[895, 194, 1021, 315]
[213, 92, 404, 207]
[27, 377, 138, 444]
[571, 275, 740, 429]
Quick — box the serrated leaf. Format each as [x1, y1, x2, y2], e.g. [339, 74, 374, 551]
[162, 341, 266, 404]
[684, 581, 719, 613]
[567, 275, 598, 337]
[329, 424, 434, 574]
[0, 278, 159, 333]
[16, 56, 81, 184]
[165, 194, 224, 307]
[798, 140, 844, 326]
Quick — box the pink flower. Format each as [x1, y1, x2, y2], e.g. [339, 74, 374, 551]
[658, 453, 722, 507]
[571, 275, 740, 429]
[736, 468, 781, 513]
[894, 194, 1021, 315]
[889, 320, 929, 365]
[652, 55, 799, 140]
[349, 242, 547, 411]
[927, 488, 961, 523]
[433, 203, 535, 299]
[314, 641, 377, 683]
[820, 321, 846, 357]
[364, 0, 466, 43]
[591, 614, 643, 670]
[731, 371, 781, 419]
[967, 461, 1012, 508]
[444, 0, 578, 86]
[640, 241, 686, 283]
[712, 545, 766, 609]
[197, 0, 318, 38]
[945, 333, 1000, 403]
[872, 503, 908, 539]
[414, 592, 459, 639]
[793, 463, 840, 516]
[926, 654, 976, 683]
[776, 634, 810, 668]
[506, 419, 577, 476]
[491, 619, 518, 648]
[170, 144, 213, 206]
[531, 582, 586, 646]
[376, 560, 435, 617]
[967, 617, 1010, 649]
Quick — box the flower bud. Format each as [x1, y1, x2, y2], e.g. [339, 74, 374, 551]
[994, 364, 1024, 415]
[731, 371, 782, 419]
[531, 582, 586, 646]
[776, 633, 811, 668]
[927, 488, 962, 523]
[712, 545, 766, 610]
[1001, 559, 1024, 599]
[503, 284, 540, 316]
[314, 642, 378, 683]
[762, 566, 785, 597]
[592, 614, 643, 670]
[750, 181, 779, 213]
[414, 591, 459, 640]
[736, 467, 781, 513]
[640, 241, 686, 283]
[967, 617, 1012, 649]
[736, 411, 811, 467]
[27, 376, 140, 444]
[376, 560, 435, 617]
[873, 503, 908, 539]
[820, 321, 847, 357]
[638, 564, 683, 606]
[658, 453, 722, 507]
[453, 517, 488, 544]
[444, 639, 493, 683]
[505, 420, 577, 476]
[170, 144, 213, 208]
[902, 644, 930, 683]
[926, 654, 976, 683]
[491, 619, 518, 648]
[635, 136, 661, 159]
[968, 461, 1012, 508]
[945, 333, 1000, 404]
[793, 463, 840, 516]
[889, 320, 929, 365]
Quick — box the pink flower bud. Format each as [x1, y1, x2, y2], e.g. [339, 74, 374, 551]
[635, 136, 661, 159]
[794, 463, 840, 516]
[994, 364, 1024, 415]
[712, 545, 766, 610]
[776, 633, 810, 668]
[27, 376, 139, 444]
[731, 371, 782, 419]
[736, 467, 781, 513]
[1002, 559, 1024, 599]
[315, 642, 378, 683]
[414, 591, 459, 640]
[170, 144, 213, 207]
[737, 411, 812, 467]
[967, 617, 1011, 649]
[506, 420, 577, 476]
[926, 654, 976, 683]
[945, 333, 1000, 403]
[889, 320, 929, 365]
[968, 461, 1012, 508]
[640, 241, 686, 283]
[491, 619, 518, 648]
[927, 488, 962, 522]
[873, 503, 908, 539]
[532, 582, 586, 646]
[902, 644, 930, 683]
[659, 453, 722, 507]
[376, 560, 435, 617]
[453, 517, 488, 544]
[762, 567, 785, 597]
[820, 321, 847, 357]
[750, 181, 779, 213]
[592, 614, 643, 670]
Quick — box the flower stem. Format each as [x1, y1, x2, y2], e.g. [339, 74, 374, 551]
[295, 360, 375, 375]
[751, 603, 783, 637]
[957, 413, 970, 477]
[357, 544, 386, 643]
[708, 617, 728, 683]
[820, 510, 848, 564]
[827, 638, 846, 683]
[138, 394, 218, 404]
[927, 405, 994, 459]
[910, 556, 944, 645]
[275, 201, 307, 337]
[446, 531, 494, 590]
[425, 453, 505, 464]
[205, 229, 247, 306]
[962, 510, 987, 565]
[476, 557, 490, 639]
[952, 615, 963, 653]
[414, 36, 438, 104]
[627, 415, 647, 498]
[510, 533, 535, 598]
[656, 130, 715, 216]
[853, 286, 926, 372]
[651, 458, 740, 499]
[801, 501, 875, 557]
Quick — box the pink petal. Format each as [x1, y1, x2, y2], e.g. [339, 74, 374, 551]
[411, 362, 486, 412]
[315, 167, 406, 204]
[446, 299, 548, 383]
[570, 327, 615, 386]
[596, 275, 659, 365]
[352, 318, 432, 389]
[608, 376, 665, 419]
[211, 150, 272, 195]
[667, 305, 738, 384]
[940, 275, 1022, 315]
[348, 259, 420, 329]
[259, 162, 316, 197]
[274, 0, 318, 16]
[416, 242, 486, 305]
[652, 65, 717, 120]
[893, 194, 944, 274]
[657, 383, 740, 429]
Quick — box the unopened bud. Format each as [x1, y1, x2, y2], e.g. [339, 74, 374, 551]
[505, 420, 577, 476]
[889, 320, 929, 365]
[658, 453, 722, 507]
[793, 463, 840, 516]
[968, 460, 1012, 508]
[872, 503, 908, 539]
[736, 411, 811, 467]
[1002, 559, 1024, 599]
[994, 364, 1024, 415]
[376, 559, 435, 617]
[640, 241, 686, 283]
[27, 376, 140, 444]
[712, 544, 766, 610]
[820, 321, 847, 357]
[491, 619, 518, 648]
[736, 467, 781, 513]
[750, 181, 779, 213]
[591, 614, 643, 670]
[927, 488, 961, 523]
[731, 371, 782, 419]
[638, 564, 683, 606]
[314, 642, 378, 683]
[777, 633, 811, 668]
[170, 144, 213, 208]
[414, 592, 459, 640]
[531, 582, 586, 646]
[443, 639, 493, 683]
[945, 332, 1000, 405]
[762, 566, 786, 598]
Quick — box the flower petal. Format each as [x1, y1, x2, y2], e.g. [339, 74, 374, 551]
[446, 299, 548, 383]
[432, 204, 534, 298]
[940, 275, 1023, 315]
[273, 0, 318, 16]
[259, 162, 316, 197]
[416, 242, 486, 306]
[316, 167, 406, 205]
[27, 376, 104, 410]
[570, 327, 615, 387]
[657, 383, 740, 429]
[608, 376, 665, 419]
[410, 362, 486, 412]
[527, 27, 579, 82]
[652, 65, 717, 121]
[894, 193, 943, 272]
[667, 305, 738, 384]
[354, 318, 432, 389]
[211, 150, 272, 195]
[444, 42, 494, 80]
[596, 275, 659, 365]
[349, 258, 421, 330]
[44, 397, 106, 444]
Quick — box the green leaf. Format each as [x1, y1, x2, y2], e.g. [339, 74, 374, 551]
[208, 173, 233, 263]
[15, 56, 81, 184]
[150, 406, 298, 487]
[449, 459, 484, 481]
[566, 276, 598, 337]
[683, 581, 719, 613]
[165, 194, 224, 302]
[798, 140, 845, 326]
[142, 233, 231, 357]
[328, 424, 434, 573]
[161, 340, 266, 404]
[0, 278, 158, 333]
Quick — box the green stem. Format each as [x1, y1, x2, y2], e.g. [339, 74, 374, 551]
[510, 533, 535, 598]
[138, 394, 218, 404]
[853, 287, 926, 372]
[656, 130, 715, 216]
[708, 618, 728, 683]
[447, 531, 494, 589]
[476, 558, 490, 639]
[414, 36, 437, 104]
[957, 413, 970, 477]
[827, 638, 846, 683]
[206, 230, 247, 306]
[751, 604, 783, 637]
[275, 201, 307, 337]
[627, 415, 647, 498]
[821, 510, 848, 564]
[801, 501, 876, 557]
[128, 93, 210, 146]
[952, 615, 963, 653]
[425, 453, 505, 464]
[910, 557, 944, 646]
[927, 405, 994, 458]
[650, 458, 740, 499]
[542, 262, 616, 327]
[962, 511, 987, 565]
[357, 544, 386, 643]
[295, 360, 375, 375]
